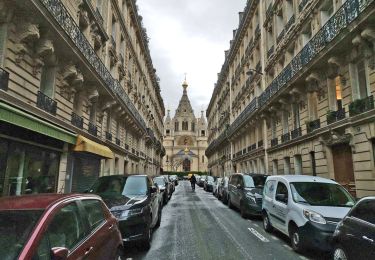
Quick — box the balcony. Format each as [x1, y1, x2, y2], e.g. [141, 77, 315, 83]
[242, 148, 247, 155]
[258, 140, 263, 148]
[40, 0, 147, 132]
[115, 138, 121, 146]
[125, 144, 129, 150]
[285, 15, 295, 33]
[71, 112, 83, 129]
[267, 45, 274, 58]
[229, 97, 257, 135]
[251, 143, 257, 150]
[271, 138, 278, 147]
[281, 133, 290, 143]
[36, 91, 57, 115]
[0, 68, 9, 91]
[88, 122, 97, 136]
[276, 29, 285, 44]
[132, 148, 136, 154]
[298, 0, 310, 12]
[105, 131, 112, 141]
[306, 119, 321, 133]
[291, 127, 302, 139]
[327, 108, 346, 125]
[349, 96, 374, 117]
[95, 8, 104, 25]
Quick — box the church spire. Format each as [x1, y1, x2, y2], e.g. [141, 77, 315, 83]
[182, 73, 188, 94]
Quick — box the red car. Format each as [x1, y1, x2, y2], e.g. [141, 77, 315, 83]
[0, 194, 124, 260]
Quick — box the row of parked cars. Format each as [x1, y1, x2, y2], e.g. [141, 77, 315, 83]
[199, 173, 375, 259]
[0, 174, 179, 260]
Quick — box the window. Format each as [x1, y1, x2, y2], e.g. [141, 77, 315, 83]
[301, 23, 312, 46]
[47, 203, 85, 250]
[201, 130, 206, 136]
[284, 157, 291, 175]
[166, 129, 170, 136]
[272, 160, 278, 175]
[264, 180, 276, 198]
[275, 182, 288, 204]
[81, 199, 105, 230]
[320, 0, 334, 25]
[356, 59, 369, 99]
[182, 121, 188, 131]
[96, 0, 103, 13]
[350, 200, 375, 224]
[271, 118, 277, 138]
[191, 122, 195, 132]
[175, 121, 179, 131]
[33, 235, 50, 260]
[294, 155, 302, 175]
[40, 66, 56, 98]
[293, 103, 300, 129]
[89, 103, 97, 123]
[282, 111, 289, 134]
[111, 17, 116, 40]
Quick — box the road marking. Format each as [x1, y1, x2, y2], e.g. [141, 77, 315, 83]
[253, 223, 259, 227]
[248, 228, 270, 242]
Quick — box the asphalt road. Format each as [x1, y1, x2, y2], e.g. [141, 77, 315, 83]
[123, 181, 329, 260]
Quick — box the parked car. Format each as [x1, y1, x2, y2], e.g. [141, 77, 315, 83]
[262, 175, 355, 252]
[213, 178, 223, 197]
[0, 194, 124, 260]
[164, 175, 175, 193]
[88, 175, 162, 249]
[197, 175, 206, 187]
[219, 177, 229, 203]
[170, 175, 179, 186]
[227, 173, 268, 217]
[332, 196, 375, 260]
[203, 176, 215, 192]
[154, 176, 170, 205]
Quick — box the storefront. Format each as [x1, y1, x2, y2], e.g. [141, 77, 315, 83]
[0, 102, 76, 196]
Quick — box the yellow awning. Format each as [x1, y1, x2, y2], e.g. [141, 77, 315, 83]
[73, 135, 114, 159]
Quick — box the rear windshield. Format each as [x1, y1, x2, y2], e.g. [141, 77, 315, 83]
[0, 210, 43, 260]
[290, 182, 355, 207]
[207, 176, 214, 182]
[243, 175, 267, 188]
[154, 177, 165, 186]
[90, 176, 148, 196]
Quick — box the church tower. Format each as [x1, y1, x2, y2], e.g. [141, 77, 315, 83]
[162, 80, 208, 173]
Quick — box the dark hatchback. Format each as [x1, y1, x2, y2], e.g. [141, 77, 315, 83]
[228, 173, 268, 218]
[332, 196, 375, 260]
[203, 176, 215, 192]
[88, 175, 162, 249]
[153, 176, 170, 204]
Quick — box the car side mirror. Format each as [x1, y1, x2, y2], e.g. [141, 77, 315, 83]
[236, 184, 242, 190]
[150, 186, 158, 194]
[276, 194, 288, 203]
[51, 247, 69, 260]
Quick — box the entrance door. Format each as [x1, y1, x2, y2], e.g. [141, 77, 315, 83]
[332, 144, 356, 197]
[183, 159, 191, 172]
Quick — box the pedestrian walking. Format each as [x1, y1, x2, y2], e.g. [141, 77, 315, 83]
[190, 174, 196, 191]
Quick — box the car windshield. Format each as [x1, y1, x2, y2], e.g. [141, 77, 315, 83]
[154, 177, 165, 186]
[207, 176, 214, 182]
[290, 182, 355, 207]
[90, 176, 148, 197]
[243, 175, 267, 188]
[0, 210, 43, 260]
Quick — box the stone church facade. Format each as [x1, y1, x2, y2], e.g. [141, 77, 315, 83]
[163, 81, 208, 173]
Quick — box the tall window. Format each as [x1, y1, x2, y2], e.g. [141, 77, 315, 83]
[294, 155, 302, 175]
[174, 121, 179, 131]
[272, 159, 278, 175]
[293, 103, 300, 129]
[308, 92, 318, 120]
[182, 121, 188, 131]
[284, 157, 291, 175]
[40, 66, 56, 98]
[271, 118, 277, 138]
[282, 111, 289, 134]
[191, 122, 195, 132]
[106, 111, 111, 133]
[355, 59, 369, 99]
[89, 103, 97, 123]
[320, 0, 334, 25]
[96, 0, 103, 13]
[335, 76, 343, 109]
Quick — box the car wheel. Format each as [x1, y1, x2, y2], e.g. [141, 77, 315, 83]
[333, 245, 349, 260]
[140, 227, 152, 250]
[155, 206, 162, 228]
[240, 203, 247, 219]
[289, 225, 303, 252]
[263, 213, 273, 232]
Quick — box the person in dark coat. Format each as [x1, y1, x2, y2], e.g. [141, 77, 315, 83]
[190, 174, 197, 191]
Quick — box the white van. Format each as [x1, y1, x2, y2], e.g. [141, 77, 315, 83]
[262, 175, 355, 252]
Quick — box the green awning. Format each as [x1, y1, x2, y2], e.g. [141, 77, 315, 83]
[0, 101, 77, 144]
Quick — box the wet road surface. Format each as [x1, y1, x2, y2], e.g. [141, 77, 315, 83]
[123, 181, 328, 260]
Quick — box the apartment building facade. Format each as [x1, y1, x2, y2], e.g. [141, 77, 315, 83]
[0, 0, 165, 196]
[206, 0, 375, 197]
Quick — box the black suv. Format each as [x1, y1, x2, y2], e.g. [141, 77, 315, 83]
[88, 175, 162, 249]
[227, 173, 268, 218]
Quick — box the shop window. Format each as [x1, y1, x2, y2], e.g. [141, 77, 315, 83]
[40, 66, 56, 98]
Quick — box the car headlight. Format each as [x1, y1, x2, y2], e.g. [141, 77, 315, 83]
[303, 209, 326, 225]
[246, 192, 256, 203]
[120, 208, 144, 219]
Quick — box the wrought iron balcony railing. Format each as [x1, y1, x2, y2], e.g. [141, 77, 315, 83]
[255, 24, 260, 37]
[266, 3, 273, 19]
[267, 45, 274, 58]
[125, 144, 129, 150]
[327, 108, 346, 125]
[88, 122, 97, 136]
[255, 61, 261, 73]
[251, 143, 257, 150]
[71, 112, 83, 129]
[229, 97, 257, 135]
[105, 131, 112, 141]
[132, 148, 136, 154]
[115, 138, 121, 146]
[110, 35, 116, 49]
[349, 95, 374, 117]
[40, 0, 147, 132]
[299, 0, 310, 12]
[276, 29, 285, 44]
[306, 119, 321, 133]
[271, 137, 278, 147]
[0, 68, 9, 91]
[291, 127, 302, 139]
[258, 140, 263, 148]
[95, 8, 104, 25]
[285, 15, 295, 33]
[281, 133, 290, 143]
[36, 91, 57, 115]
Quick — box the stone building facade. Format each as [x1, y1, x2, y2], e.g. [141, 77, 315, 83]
[163, 80, 208, 173]
[206, 0, 375, 197]
[0, 0, 165, 196]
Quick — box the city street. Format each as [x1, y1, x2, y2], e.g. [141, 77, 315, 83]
[123, 181, 328, 260]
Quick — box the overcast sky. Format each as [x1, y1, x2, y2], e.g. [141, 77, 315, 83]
[137, 0, 247, 117]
